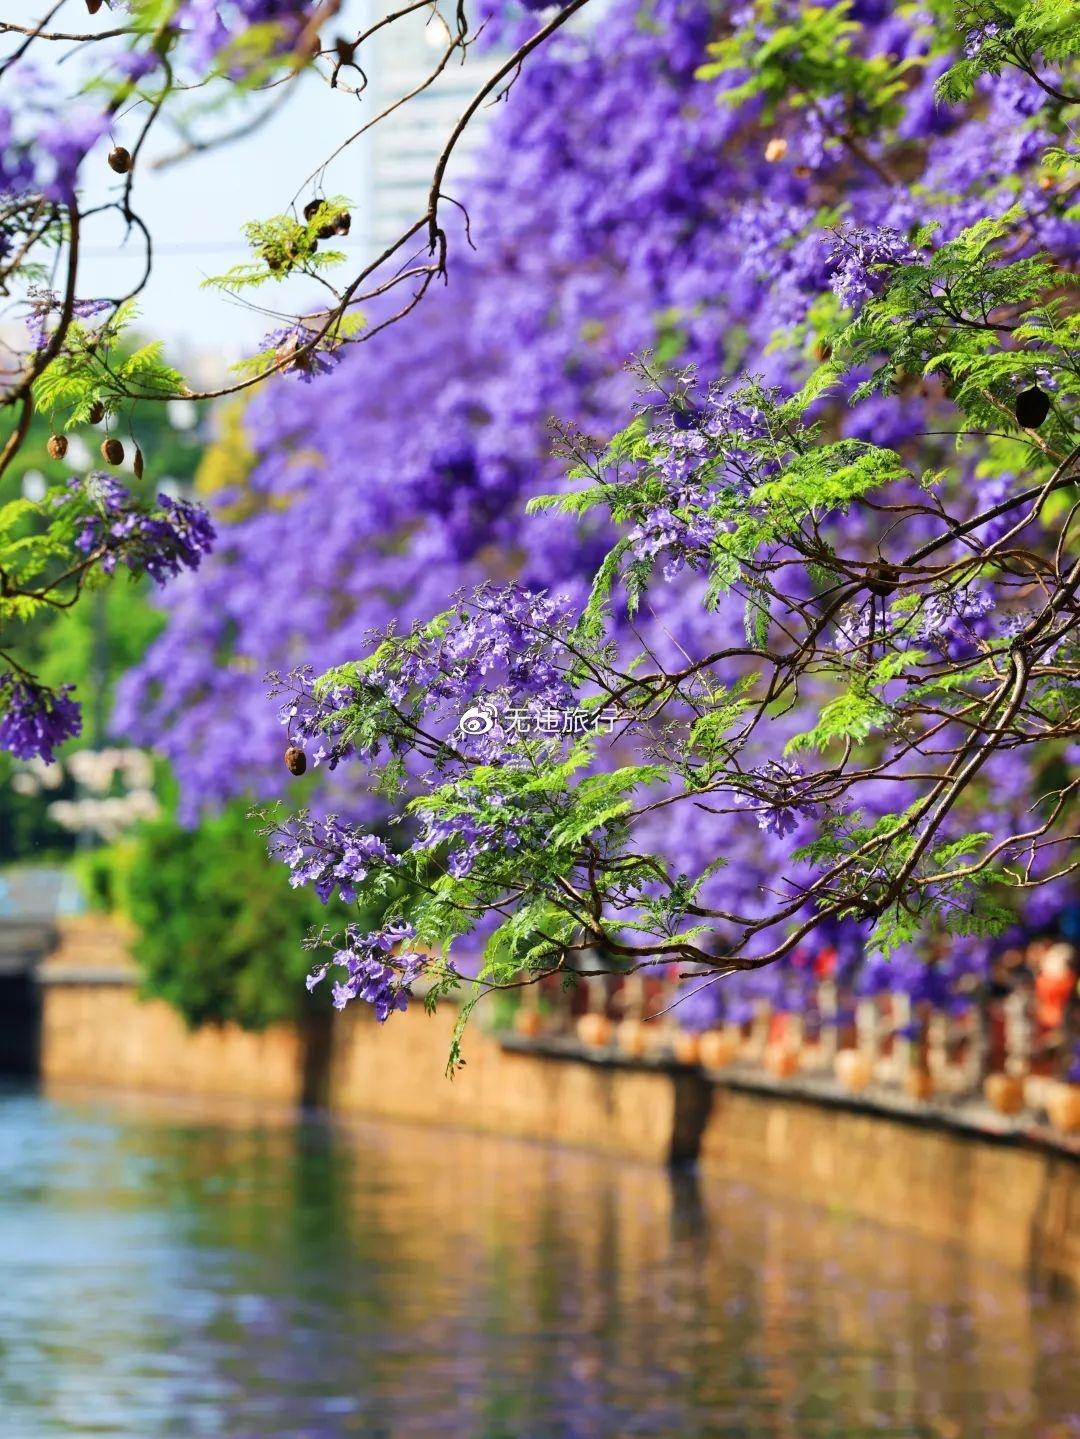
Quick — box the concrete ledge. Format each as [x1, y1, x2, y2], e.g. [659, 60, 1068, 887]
[37, 964, 140, 986]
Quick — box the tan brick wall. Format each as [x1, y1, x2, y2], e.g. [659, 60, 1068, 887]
[326, 1002, 680, 1162]
[35, 918, 1080, 1285]
[697, 1087, 1079, 1281]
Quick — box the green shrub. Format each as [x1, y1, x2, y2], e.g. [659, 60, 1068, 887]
[123, 803, 350, 1031]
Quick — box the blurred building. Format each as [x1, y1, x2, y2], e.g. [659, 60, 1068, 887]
[364, 7, 507, 252]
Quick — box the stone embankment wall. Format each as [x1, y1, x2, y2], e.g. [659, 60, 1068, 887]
[36, 918, 1080, 1287]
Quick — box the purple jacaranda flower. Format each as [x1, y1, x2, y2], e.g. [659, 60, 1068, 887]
[0, 677, 82, 762]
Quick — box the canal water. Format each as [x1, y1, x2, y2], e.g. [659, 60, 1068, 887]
[0, 1085, 1077, 1438]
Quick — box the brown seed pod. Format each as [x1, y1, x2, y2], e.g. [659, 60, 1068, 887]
[866, 561, 899, 597]
[100, 437, 124, 466]
[86, 0, 104, 11]
[275, 335, 300, 369]
[332, 211, 351, 237]
[108, 146, 131, 175]
[275, 334, 313, 375]
[284, 746, 307, 777]
[303, 199, 323, 223]
[87, 400, 106, 425]
[133, 445, 144, 480]
[1015, 385, 1051, 429]
[47, 434, 68, 461]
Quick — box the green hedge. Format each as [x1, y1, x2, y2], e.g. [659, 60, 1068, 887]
[88, 803, 350, 1031]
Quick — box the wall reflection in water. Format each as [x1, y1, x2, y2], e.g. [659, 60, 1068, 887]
[0, 1086, 1077, 1437]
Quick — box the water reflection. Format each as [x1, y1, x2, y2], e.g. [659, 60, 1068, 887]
[0, 1084, 1077, 1437]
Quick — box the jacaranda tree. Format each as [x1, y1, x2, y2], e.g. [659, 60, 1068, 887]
[0, 0, 585, 760]
[118, 0, 1079, 1055]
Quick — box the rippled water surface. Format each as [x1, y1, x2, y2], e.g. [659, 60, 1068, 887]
[0, 1084, 1078, 1437]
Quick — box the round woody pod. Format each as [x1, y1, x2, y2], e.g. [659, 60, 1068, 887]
[86, 0, 104, 11]
[133, 445, 144, 480]
[303, 199, 323, 223]
[866, 561, 899, 597]
[108, 146, 132, 175]
[87, 401, 106, 425]
[333, 211, 351, 236]
[47, 434, 68, 461]
[1015, 385, 1051, 429]
[100, 437, 124, 466]
[284, 746, 307, 776]
[274, 335, 302, 370]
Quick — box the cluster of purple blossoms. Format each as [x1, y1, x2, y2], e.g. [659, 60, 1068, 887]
[626, 506, 716, 582]
[68, 475, 216, 585]
[730, 759, 818, 839]
[921, 584, 996, 660]
[365, 584, 580, 761]
[273, 666, 358, 770]
[620, 375, 792, 578]
[24, 292, 113, 354]
[412, 800, 528, 879]
[176, 0, 313, 71]
[0, 677, 82, 763]
[0, 101, 107, 208]
[306, 921, 428, 1019]
[275, 814, 398, 904]
[825, 224, 920, 312]
[964, 21, 1001, 59]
